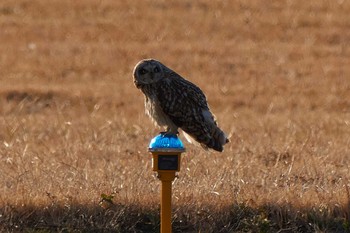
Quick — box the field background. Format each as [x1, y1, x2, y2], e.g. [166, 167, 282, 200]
[1, 0, 350, 232]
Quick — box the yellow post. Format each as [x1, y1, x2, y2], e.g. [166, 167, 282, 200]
[159, 172, 176, 233]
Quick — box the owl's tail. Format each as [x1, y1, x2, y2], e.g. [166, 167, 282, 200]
[181, 110, 229, 152]
[183, 127, 229, 152]
[207, 126, 229, 152]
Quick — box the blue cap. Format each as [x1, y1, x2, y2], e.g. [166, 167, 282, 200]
[148, 133, 185, 152]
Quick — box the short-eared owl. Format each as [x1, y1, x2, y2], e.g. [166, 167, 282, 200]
[133, 59, 229, 152]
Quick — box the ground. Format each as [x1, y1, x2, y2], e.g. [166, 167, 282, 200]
[0, 0, 350, 232]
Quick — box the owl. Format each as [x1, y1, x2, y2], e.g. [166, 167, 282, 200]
[133, 59, 229, 152]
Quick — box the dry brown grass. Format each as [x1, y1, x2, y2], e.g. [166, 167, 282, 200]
[1, 0, 350, 232]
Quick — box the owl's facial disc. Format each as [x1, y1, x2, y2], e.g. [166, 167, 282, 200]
[133, 61, 163, 88]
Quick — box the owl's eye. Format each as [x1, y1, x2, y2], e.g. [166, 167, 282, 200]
[153, 67, 160, 73]
[139, 68, 147, 75]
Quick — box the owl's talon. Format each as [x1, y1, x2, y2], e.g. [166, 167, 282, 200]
[160, 131, 178, 137]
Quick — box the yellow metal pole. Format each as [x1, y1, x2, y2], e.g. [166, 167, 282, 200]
[159, 171, 176, 233]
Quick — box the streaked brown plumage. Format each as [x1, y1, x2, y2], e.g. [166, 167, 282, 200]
[133, 58, 229, 152]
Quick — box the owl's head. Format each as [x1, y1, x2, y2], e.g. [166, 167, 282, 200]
[133, 59, 167, 88]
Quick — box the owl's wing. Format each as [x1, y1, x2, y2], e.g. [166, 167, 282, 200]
[157, 73, 218, 147]
[157, 73, 210, 125]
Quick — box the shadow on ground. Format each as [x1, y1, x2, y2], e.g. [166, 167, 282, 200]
[1, 201, 350, 233]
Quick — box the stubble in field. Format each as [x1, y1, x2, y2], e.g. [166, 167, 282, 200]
[0, 0, 350, 232]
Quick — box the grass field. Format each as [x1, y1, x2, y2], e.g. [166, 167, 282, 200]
[1, 0, 350, 232]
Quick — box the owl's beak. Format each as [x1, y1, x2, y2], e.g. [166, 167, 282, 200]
[134, 80, 142, 89]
